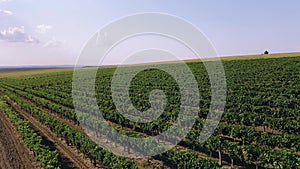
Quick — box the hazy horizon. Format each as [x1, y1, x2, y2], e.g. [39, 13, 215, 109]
[1, 51, 300, 68]
[1, 1, 300, 66]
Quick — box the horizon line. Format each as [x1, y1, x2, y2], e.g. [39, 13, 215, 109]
[1, 51, 299, 68]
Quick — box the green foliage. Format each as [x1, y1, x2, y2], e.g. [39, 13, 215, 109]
[0, 56, 300, 168]
[0, 99, 60, 169]
[5, 93, 137, 169]
[161, 149, 221, 169]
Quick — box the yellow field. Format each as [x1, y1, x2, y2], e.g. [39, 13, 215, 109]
[1, 52, 299, 78]
[0, 68, 73, 78]
[201, 52, 300, 62]
[112, 52, 300, 67]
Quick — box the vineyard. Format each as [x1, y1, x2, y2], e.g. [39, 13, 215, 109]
[0, 56, 299, 169]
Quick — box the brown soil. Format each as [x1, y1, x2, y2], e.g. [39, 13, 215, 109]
[0, 110, 40, 169]
[255, 126, 282, 135]
[20, 96, 169, 169]
[20, 97, 86, 135]
[6, 98, 103, 169]
[20, 95, 240, 168]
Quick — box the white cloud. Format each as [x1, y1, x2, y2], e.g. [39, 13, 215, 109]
[0, 0, 11, 2]
[35, 24, 53, 34]
[43, 38, 63, 48]
[25, 36, 39, 43]
[0, 9, 13, 15]
[0, 26, 39, 43]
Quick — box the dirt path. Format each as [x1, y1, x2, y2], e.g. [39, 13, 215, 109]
[6, 98, 101, 169]
[21, 97, 86, 135]
[10, 91, 245, 168]
[20, 96, 169, 169]
[0, 110, 39, 169]
[19, 94, 239, 168]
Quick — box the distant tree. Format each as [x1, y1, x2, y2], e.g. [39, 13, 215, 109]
[264, 50, 269, 54]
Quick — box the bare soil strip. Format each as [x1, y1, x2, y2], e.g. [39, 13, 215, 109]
[20, 96, 232, 168]
[21, 96, 169, 169]
[13, 91, 255, 168]
[0, 110, 39, 169]
[21, 96, 241, 168]
[6, 98, 101, 169]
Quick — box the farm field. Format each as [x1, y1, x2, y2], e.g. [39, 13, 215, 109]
[0, 68, 74, 78]
[0, 54, 299, 169]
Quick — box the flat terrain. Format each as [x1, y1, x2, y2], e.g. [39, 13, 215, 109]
[1, 52, 299, 77]
[107, 52, 300, 67]
[0, 52, 299, 169]
[200, 52, 300, 61]
[0, 68, 73, 78]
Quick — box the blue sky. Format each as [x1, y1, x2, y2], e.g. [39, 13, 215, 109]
[0, 0, 300, 66]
